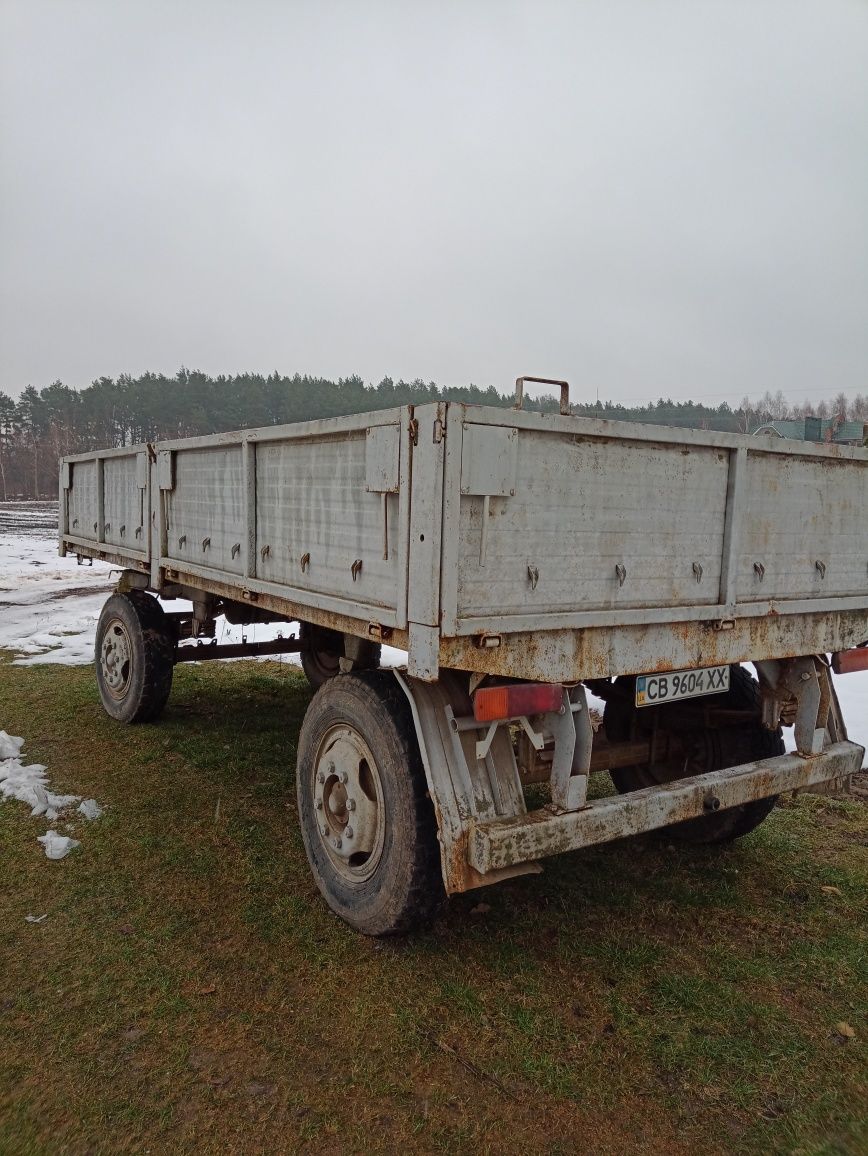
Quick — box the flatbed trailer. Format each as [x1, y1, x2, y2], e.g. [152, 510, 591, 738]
[59, 382, 868, 933]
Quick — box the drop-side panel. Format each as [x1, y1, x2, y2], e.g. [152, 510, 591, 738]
[103, 454, 147, 550]
[165, 446, 245, 576]
[67, 459, 98, 540]
[62, 447, 150, 566]
[454, 425, 730, 619]
[155, 411, 409, 626]
[738, 454, 868, 601]
[255, 427, 401, 611]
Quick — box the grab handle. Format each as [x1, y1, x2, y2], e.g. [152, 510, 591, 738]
[514, 376, 570, 416]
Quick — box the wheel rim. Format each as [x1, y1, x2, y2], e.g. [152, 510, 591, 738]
[100, 618, 133, 700]
[312, 724, 385, 883]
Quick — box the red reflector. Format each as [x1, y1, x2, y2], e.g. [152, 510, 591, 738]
[473, 682, 563, 723]
[832, 648, 868, 675]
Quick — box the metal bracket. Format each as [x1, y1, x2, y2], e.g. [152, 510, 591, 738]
[548, 686, 593, 812]
[514, 375, 571, 416]
[756, 656, 826, 755]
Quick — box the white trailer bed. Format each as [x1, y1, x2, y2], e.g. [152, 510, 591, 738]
[59, 392, 868, 932]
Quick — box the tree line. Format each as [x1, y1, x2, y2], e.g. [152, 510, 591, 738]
[0, 369, 865, 499]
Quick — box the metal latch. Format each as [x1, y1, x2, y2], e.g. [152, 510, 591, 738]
[433, 417, 445, 443]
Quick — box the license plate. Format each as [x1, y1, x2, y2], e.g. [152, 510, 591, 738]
[635, 665, 729, 707]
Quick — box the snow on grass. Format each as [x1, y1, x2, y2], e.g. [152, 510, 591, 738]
[37, 831, 81, 860]
[0, 501, 405, 670]
[0, 728, 101, 857]
[0, 500, 115, 664]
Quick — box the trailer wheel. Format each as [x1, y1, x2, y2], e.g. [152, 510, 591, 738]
[296, 671, 443, 935]
[604, 665, 784, 843]
[299, 623, 381, 690]
[95, 591, 175, 724]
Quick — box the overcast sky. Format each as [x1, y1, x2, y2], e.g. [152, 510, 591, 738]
[1, 0, 866, 406]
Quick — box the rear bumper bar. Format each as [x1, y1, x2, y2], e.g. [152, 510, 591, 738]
[468, 741, 865, 876]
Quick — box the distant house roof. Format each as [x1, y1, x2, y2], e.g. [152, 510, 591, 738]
[753, 418, 866, 445]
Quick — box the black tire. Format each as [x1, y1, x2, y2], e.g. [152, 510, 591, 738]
[299, 623, 381, 690]
[604, 665, 783, 843]
[95, 591, 175, 723]
[296, 671, 443, 935]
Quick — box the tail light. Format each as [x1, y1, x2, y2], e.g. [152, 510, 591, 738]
[832, 647, 868, 675]
[473, 682, 564, 723]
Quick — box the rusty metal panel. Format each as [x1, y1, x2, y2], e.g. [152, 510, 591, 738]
[165, 445, 246, 576]
[59, 401, 866, 686]
[739, 452, 868, 601]
[438, 607, 868, 683]
[454, 424, 730, 620]
[103, 453, 146, 549]
[67, 459, 97, 540]
[254, 425, 403, 612]
[468, 741, 865, 876]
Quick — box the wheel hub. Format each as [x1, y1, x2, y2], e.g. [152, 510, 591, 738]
[100, 619, 132, 699]
[313, 726, 383, 881]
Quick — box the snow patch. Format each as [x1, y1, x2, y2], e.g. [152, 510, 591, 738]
[0, 727, 103, 856]
[0, 730, 24, 759]
[0, 748, 78, 820]
[37, 830, 81, 860]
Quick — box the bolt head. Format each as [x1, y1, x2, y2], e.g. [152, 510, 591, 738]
[315, 799, 323, 810]
[347, 799, 356, 812]
[320, 825, 328, 836]
[333, 836, 342, 850]
[317, 771, 325, 784]
[345, 827, 354, 839]
[338, 770, 348, 784]
[326, 761, 335, 775]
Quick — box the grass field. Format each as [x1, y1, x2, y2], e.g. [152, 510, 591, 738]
[1, 660, 866, 1155]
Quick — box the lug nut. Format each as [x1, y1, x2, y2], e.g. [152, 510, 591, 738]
[345, 827, 354, 839]
[338, 770, 348, 784]
[347, 799, 356, 812]
[320, 824, 328, 836]
[315, 799, 323, 810]
[333, 836, 342, 850]
[326, 761, 335, 774]
[317, 771, 325, 784]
